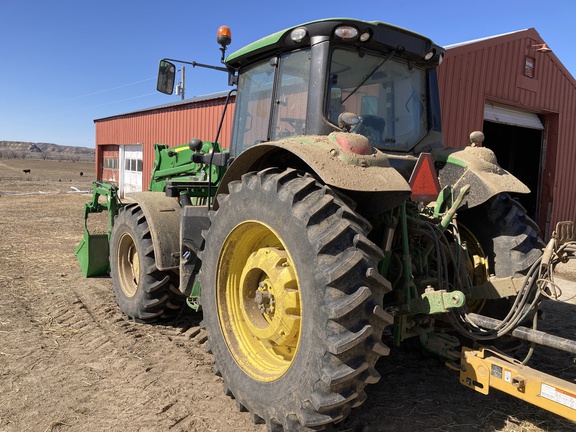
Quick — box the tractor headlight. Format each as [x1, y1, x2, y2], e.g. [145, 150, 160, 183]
[290, 27, 308, 43]
[335, 26, 358, 40]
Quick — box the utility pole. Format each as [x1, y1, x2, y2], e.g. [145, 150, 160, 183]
[175, 66, 186, 100]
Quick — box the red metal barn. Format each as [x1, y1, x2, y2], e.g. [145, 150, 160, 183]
[94, 92, 234, 195]
[94, 28, 576, 239]
[437, 28, 576, 239]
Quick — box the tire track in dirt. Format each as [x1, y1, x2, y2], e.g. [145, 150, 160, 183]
[47, 279, 266, 432]
[0, 191, 260, 432]
[1, 265, 263, 431]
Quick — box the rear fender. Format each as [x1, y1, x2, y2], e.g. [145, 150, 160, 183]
[218, 132, 412, 214]
[126, 191, 181, 271]
[432, 146, 530, 210]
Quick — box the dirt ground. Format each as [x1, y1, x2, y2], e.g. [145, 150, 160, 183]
[1, 158, 576, 432]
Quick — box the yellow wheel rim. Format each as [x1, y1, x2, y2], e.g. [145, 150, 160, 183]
[217, 221, 301, 382]
[116, 232, 140, 298]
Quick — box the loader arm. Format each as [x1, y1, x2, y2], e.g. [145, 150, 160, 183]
[75, 181, 122, 277]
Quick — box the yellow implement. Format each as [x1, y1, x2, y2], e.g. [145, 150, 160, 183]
[459, 347, 576, 421]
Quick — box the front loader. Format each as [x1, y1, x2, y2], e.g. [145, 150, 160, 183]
[77, 18, 576, 431]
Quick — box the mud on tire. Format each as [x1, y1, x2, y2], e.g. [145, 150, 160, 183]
[458, 193, 545, 323]
[110, 203, 184, 323]
[459, 192, 544, 278]
[199, 168, 393, 431]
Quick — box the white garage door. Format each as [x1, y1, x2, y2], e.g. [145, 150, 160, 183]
[484, 103, 544, 130]
[120, 144, 143, 196]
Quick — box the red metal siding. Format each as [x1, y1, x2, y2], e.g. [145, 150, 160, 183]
[438, 28, 576, 236]
[95, 96, 235, 188]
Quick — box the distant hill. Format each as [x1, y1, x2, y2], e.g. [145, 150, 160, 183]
[0, 140, 95, 162]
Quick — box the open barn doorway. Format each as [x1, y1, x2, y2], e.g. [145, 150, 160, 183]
[482, 120, 543, 221]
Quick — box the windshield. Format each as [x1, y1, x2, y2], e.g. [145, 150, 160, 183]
[231, 49, 310, 157]
[230, 59, 274, 156]
[328, 48, 428, 151]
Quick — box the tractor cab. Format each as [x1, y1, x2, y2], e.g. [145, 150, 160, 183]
[224, 19, 445, 157]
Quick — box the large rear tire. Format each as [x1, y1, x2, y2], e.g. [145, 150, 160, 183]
[459, 193, 543, 278]
[110, 203, 185, 323]
[458, 193, 544, 322]
[200, 168, 392, 431]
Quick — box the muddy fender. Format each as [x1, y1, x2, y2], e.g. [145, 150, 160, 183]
[125, 191, 181, 271]
[218, 132, 412, 214]
[433, 146, 530, 209]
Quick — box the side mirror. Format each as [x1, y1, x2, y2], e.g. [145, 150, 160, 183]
[157, 60, 176, 95]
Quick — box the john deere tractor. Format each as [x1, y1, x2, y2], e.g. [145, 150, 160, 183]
[77, 18, 576, 431]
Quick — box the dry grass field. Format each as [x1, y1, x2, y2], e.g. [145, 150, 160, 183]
[1, 158, 575, 432]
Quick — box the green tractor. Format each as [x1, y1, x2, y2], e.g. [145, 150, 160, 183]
[77, 18, 576, 430]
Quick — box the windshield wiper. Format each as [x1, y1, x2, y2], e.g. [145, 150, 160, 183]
[341, 49, 396, 104]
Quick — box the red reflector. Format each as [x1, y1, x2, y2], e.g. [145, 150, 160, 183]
[332, 132, 373, 155]
[409, 153, 441, 202]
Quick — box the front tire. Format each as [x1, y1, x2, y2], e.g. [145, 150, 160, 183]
[110, 203, 184, 322]
[200, 168, 392, 431]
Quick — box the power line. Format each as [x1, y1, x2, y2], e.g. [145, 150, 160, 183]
[34, 92, 160, 118]
[15, 78, 157, 112]
[59, 78, 157, 102]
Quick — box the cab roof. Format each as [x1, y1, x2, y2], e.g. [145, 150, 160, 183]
[225, 18, 441, 70]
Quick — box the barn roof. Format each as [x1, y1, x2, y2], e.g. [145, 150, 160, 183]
[94, 90, 231, 122]
[444, 29, 529, 50]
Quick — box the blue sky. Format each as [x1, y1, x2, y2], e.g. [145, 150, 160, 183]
[1, 0, 573, 148]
